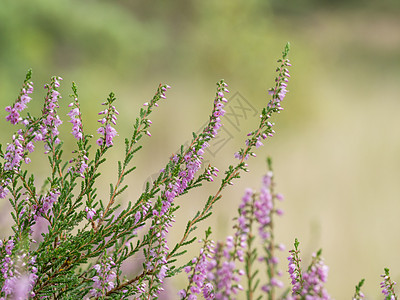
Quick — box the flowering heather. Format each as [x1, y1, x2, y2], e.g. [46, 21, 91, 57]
[40, 76, 63, 151]
[67, 83, 89, 177]
[5, 69, 33, 125]
[67, 100, 83, 141]
[302, 250, 330, 299]
[89, 255, 117, 297]
[0, 239, 37, 298]
[96, 92, 119, 147]
[380, 268, 397, 300]
[1, 43, 397, 299]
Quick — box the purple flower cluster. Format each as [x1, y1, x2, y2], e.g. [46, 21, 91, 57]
[96, 98, 119, 147]
[1, 130, 34, 199]
[237, 188, 253, 233]
[258, 173, 285, 291]
[206, 81, 228, 140]
[38, 188, 61, 216]
[255, 172, 274, 239]
[204, 166, 219, 182]
[179, 240, 215, 300]
[89, 256, 117, 297]
[287, 243, 331, 299]
[267, 58, 291, 112]
[238, 173, 285, 295]
[0, 239, 38, 298]
[67, 99, 83, 140]
[206, 239, 245, 299]
[3, 131, 33, 172]
[380, 268, 397, 299]
[1, 240, 15, 296]
[302, 252, 330, 299]
[287, 248, 303, 295]
[72, 154, 89, 178]
[0, 179, 11, 199]
[39, 77, 63, 152]
[5, 79, 33, 125]
[162, 148, 204, 216]
[85, 207, 96, 221]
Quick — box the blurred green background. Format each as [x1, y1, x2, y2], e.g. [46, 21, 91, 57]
[1, 0, 400, 298]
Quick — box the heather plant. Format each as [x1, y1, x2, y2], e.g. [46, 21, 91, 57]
[0, 42, 397, 300]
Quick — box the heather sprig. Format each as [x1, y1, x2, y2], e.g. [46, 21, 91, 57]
[5, 68, 33, 125]
[302, 250, 330, 299]
[287, 239, 304, 296]
[89, 254, 117, 297]
[287, 240, 331, 299]
[352, 278, 365, 300]
[254, 159, 286, 299]
[41, 75, 63, 153]
[67, 82, 89, 178]
[96, 92, 119, 148]
[0, 238, 38, 298]
[206, 234, 246, 299]
[380, 268, 397, 300]
[179, 227, 215, 300]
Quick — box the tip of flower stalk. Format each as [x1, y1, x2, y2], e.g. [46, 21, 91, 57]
[282, 42, 290, 59]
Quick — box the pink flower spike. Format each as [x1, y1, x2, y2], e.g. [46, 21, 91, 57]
[143, 102, 149, 106]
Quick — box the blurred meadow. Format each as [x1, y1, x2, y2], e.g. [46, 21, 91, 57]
[1, 0, 400, 298]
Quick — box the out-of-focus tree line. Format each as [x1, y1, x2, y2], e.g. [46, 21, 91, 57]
[1, 0, 398, 91]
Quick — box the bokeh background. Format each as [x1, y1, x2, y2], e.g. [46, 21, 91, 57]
[1, 0, 400, 298]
